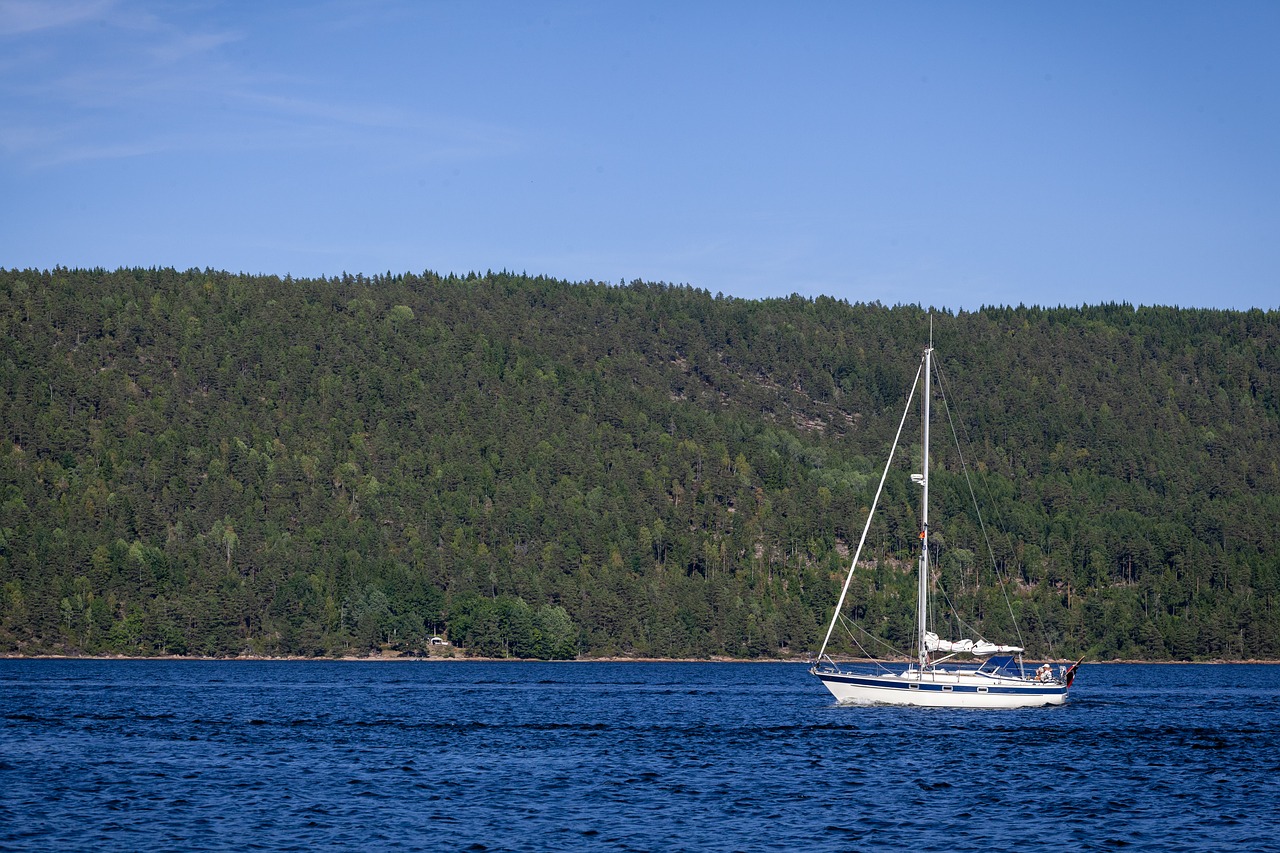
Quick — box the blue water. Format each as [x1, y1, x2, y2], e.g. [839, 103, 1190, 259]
[1, 661, 1277, 851]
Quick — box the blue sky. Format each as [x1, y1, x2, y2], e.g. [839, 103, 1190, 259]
[2, 1, 1277, 310]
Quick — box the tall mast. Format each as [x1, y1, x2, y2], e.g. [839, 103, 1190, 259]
[918, 329, 932, 672]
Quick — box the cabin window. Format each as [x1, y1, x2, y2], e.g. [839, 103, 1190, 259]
[909, 684, 919, 690]
[942, 686, 953, 692]
[977, 687, 989, 693]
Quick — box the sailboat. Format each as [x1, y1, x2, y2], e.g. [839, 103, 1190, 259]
[811, 333, 1082, 708]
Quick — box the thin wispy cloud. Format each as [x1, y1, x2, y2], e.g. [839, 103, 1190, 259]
[145, 29, 242, 64]
[0, 2, 522, 171]
[0, 0, 113, 35]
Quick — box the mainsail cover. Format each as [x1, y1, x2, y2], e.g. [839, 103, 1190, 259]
[924, 631, 1023, 655]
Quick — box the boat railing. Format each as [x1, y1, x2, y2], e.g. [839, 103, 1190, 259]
[810, 653, 840, 674]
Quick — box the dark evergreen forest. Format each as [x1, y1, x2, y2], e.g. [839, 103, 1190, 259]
[2, 267, 1277, 660]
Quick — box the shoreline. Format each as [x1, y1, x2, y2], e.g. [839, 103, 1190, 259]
[3, 653, 1278, 665]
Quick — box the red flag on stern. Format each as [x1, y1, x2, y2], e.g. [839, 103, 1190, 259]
[1063, 656, 1086, 688]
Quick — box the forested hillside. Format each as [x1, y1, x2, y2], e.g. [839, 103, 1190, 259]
[2, 267, 1277, 660]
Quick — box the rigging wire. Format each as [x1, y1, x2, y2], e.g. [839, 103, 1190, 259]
[816, 361, 923, 661]
[933, 572, 983, 643]
[933, 358, 1048, 655]
[836, 616, 875, 666]
[820, 339, 1054, 673]
[837, 612, 908, 669]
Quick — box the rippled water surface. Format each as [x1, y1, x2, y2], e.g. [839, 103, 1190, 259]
[2, 660, 1277, 851]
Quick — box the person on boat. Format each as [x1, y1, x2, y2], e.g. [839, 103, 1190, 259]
[1036, 663, 1053, 682]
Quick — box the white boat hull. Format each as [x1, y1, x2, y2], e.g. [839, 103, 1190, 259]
[813, 667, 1067, 709]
